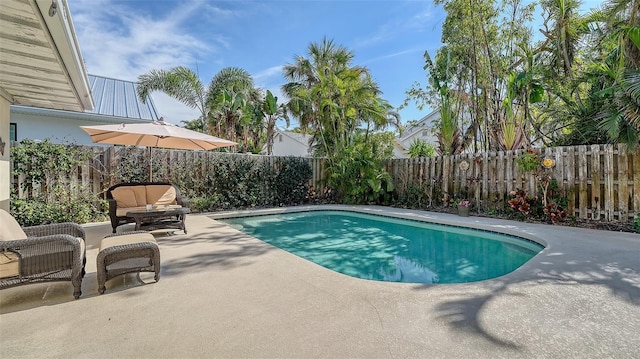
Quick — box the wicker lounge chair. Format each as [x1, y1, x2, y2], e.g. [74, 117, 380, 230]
[0, 209, 86, 299]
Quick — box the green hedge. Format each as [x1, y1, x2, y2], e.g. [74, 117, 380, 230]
[10, 140, 313, 225]
[166, 155, 312, 212]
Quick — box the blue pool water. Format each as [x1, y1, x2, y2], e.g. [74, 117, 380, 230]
[220, 211, 543, 284]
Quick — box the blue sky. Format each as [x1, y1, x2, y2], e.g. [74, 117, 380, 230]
[68, 0, 444, 127]
[67, 0, 601, 129]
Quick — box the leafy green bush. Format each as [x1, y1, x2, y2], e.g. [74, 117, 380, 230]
[515, 149, 540, 172]
[408, 139, 436, 158]
[327, 144, 394, 205]
[395, 183, 431, 209]
[10, 140, 106, 226]
[166, 154, 312, 212]
[10, 185, 107, 226]
[11, 141, 313, 220]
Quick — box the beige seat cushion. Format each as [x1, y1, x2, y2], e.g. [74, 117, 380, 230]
[146, 185, 177, 206]
[100, 233, 156, 252]
[111, 186, 147, 208]
[116, 206, 149, 217]
[116, 204, 183, 217]
[0, 209, 27, 241]
[0, 252, 20, 279]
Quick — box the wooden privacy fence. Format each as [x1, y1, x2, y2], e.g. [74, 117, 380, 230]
[385, 144, 640, 221]
[9, 143, 640, 222]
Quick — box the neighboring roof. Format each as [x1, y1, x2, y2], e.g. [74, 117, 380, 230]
[87, 75, 159, 121]
[0, 0, 93, 111]
[400, 110, 439, 142]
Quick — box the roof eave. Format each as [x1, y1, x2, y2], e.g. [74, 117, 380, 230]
[33, 0, 93, 111]
[11, 104, 152, 124]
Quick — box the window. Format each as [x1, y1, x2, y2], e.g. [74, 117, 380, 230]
[279, 134, 283, 142]
[9, 123, 16, 142]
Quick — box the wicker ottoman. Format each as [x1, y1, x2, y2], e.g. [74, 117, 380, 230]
[96, 232, 160, 294]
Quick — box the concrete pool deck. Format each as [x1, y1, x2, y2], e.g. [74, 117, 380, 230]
[1, 205, 639, 358]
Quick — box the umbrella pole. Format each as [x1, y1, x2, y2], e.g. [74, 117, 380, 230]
[148, 147, 152, 181]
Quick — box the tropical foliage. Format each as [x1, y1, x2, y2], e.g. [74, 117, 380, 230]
[138, 66, 275, 153]
[408, 139, 436, 158]
[405, 0, 640, 150]
[281, 38, 400, 203]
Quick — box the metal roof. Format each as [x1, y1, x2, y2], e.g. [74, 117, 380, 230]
[0, 0, 93, 111]
[86, 75, 159, 121]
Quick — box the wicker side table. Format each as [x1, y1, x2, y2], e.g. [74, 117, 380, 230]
[96, 232, 160, 294]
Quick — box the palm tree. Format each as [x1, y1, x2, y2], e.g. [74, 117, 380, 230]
[207, 67, 260, 141]
[594, 0, 640, 147]
[539, 0, 587, 80]
[137, 66, 259, 146]
[282, 38, 399, 158]
[262, 90, 289, 155]
[137, 66, 209, 132]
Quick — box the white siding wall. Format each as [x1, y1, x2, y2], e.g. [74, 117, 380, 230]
[271, 134, 310, 157]
[10, 110, 146, 145]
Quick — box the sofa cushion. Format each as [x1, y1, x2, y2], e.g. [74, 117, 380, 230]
[146, 185, 177, 206]
[116, 206, 149, 217]
[0, 209, 27, 241]
[100, 233, 156, 251]
[115, 204, 183, 217]
[112, 186, 147, 207]
[111, 188, 138, 208]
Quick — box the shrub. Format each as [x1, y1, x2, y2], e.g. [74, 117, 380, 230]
[507, 189, 540, 219]
[515, 149, 540, 173]
[10, 140, 106, 226]
[166, 154, 312, 212]
[10, 185, 107, 226]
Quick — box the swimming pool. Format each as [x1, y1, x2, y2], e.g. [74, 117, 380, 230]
[220, 210, 544, 284]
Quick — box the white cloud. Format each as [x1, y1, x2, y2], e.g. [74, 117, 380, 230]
[253, 65, 283, 86]
[70, 0, 211, 81]
[68, 0, 217, 124]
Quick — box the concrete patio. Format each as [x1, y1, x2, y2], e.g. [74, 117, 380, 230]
[1, 205, 639, 358]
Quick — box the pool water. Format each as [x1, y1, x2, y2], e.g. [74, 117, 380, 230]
[220, 211, 543, 284]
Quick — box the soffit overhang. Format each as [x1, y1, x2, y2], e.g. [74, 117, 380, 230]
[0, 0, 93, 111]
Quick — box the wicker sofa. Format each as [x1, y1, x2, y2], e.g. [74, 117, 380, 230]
[106, 182, 189, 233]
[0, 209, 86, 299]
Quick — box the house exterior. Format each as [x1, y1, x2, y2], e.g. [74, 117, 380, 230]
[0, 0, 94, 210]
[392, 140, 409, 159]
[269, 129, 418, 159]
[269, 130, 313, 157]
[395, 110, 440, 158]
[10, 75, 160, 145]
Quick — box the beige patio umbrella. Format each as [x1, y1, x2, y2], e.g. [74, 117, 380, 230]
[81, 119, 237, 179]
